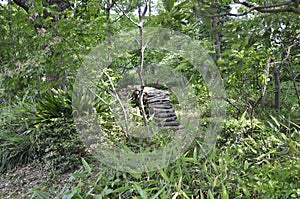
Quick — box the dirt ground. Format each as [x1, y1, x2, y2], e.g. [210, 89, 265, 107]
[0, 163, 73, 199]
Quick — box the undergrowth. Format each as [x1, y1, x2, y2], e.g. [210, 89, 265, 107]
[1, 88, 300, 198]
[31, 112, 300, 198]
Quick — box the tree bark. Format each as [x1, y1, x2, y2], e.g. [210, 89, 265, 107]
[273, 66, 281, 110]
[292, 74, 300, 107]
[106, 0, 114, 68]
[261, 58, 271, 106]
[12, 0, 71, 13]
[212, 16, 222, 61]
[116, 0, 151, 137]
[137, 3, 151, 138]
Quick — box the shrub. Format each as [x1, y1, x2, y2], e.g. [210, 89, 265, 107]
[0, 88, 87, 173]
[34, 118, 86, 173]
[0, 102, 37, 172]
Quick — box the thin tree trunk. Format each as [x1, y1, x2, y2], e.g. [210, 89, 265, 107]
[212, 16, 221, 61]
[73, 0, 77, 17]
[286, 62, 300, 107]
[137, 4, 151, 138]
[273, 66, 281, 110]
[292, 75, 300, 107]
[116, 1, 151, 137]
[106, 0, 113, 68]
[103, 70, 130, 137]
[148, 0, 151, 16]
[261, 58, 271, 106]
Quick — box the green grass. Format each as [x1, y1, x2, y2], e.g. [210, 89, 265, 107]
[29, 115, 300, 198]
[1, 88, 299, 198]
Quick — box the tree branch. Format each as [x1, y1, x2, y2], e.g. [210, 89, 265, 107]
[234, 0, 293, 8]
[199, 0, 300, 18]
[102, 69, 130, 137]
[272, 42, 300, 65]
[236, 0, 300, 14]
[255, 7, 300, 14]
[115, 3, 139, 27]
[137, 0, 151, 138]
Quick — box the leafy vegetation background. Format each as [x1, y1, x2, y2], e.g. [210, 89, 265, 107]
[0, 0, 299, 198]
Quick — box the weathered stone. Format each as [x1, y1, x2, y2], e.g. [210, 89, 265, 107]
[121, 85, 183, 129]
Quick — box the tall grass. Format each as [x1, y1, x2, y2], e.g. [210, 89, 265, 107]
[31, 115, 300, 198]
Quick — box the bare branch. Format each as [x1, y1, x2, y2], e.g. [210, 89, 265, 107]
[261, 57, 271, 106]
[102, 69, 130, 137]
[87, 86, 111, 108]
[142, 1, 148, 17]
[234, 0, 293, 8]
[115, 3, 139, 27]
[272, 42, 300, 65]
[111, 14, 124, 24]
[109, 0, 116, 10]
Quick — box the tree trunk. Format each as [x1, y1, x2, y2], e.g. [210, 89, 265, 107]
[137, 4, 151, 137]
[292, 76, 300, 107]
[212, 17, 221, 61]
[106, 0, 113, 68]
[286, 63, 300, 107]
[273, 66, 281, 110]
[261, 58, 271, 106]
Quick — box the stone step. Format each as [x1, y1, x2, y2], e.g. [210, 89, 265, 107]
[145, 96, 169, 100]
[149, 104, 173, 109]
[147, 98, 170, 103]
[154, 116, 178, 122]
[158, 120, 180, 127]
[154, 112, 177, 118]
[150, 108, 175, 114]
[163, 125, 185, 130]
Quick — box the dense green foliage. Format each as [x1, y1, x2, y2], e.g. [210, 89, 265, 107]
[1, 0, 300, 198]
[30, 118, 300, 198]
[0, 88, 86, 173]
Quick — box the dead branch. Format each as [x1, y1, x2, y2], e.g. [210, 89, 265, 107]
[102, 69, 130, 137]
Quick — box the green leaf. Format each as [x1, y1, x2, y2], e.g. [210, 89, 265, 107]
[222, 185, 229, 199]
[133, 183, 148, 199]
[174, 60, 189, 71]
[81, 158, 92, 173]
[163, 0, 175, 12]
[245, 34, 258, 49]
[128, 171, 142, 179]
[112, 186, 131, 193]
[208, 189, 214, 199]
[158, 168, 170, 182]
[270, 115, 280, 127]
[32, 189, 51, 199]
[150, 185, 166, 199]
[180, 190, 189, 199]
[239, 111, 247, 123]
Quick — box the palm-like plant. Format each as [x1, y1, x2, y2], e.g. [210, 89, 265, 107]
[0, 102, 37, 172]
[0, 87, 83, 172]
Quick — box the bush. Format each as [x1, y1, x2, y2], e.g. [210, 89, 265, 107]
[0, 102, 37, 172]
[0, 88, 87, 173]
[34, 118, 86, 173]
[31, 113, 300, 198]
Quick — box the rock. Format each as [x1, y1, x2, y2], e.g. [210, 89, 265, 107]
[122, 85, 183, 129]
